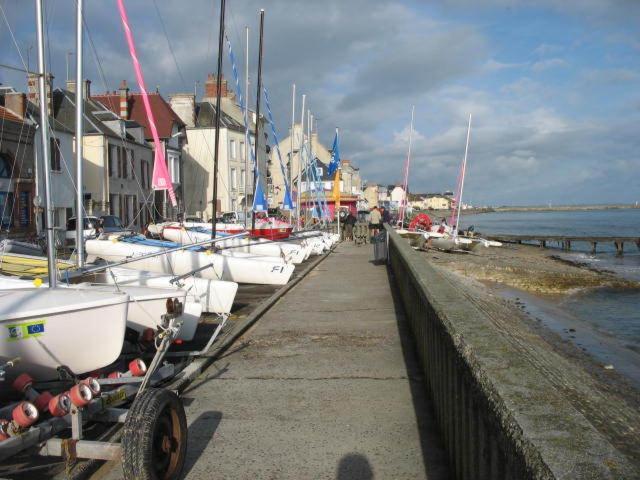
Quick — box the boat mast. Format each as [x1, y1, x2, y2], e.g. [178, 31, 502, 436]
[454, 114, 472, 239]
[74, 0, 84, 267]
[35, 0, 57, 288]
[211, 0, 226, 239]
[296, 94, 305, 230]
[252, 9, 264, 231]
[289, 83, 295, 224]
[244, 26, 249, 228]
[400, 105, 414, 228]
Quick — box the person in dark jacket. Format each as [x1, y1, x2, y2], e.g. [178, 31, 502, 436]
[380, 206, 391, 225]
[344, 211, 357, 240]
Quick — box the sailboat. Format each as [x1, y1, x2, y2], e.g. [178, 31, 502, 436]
[424, 114, 501, 251]
[0, 2, 129, 380]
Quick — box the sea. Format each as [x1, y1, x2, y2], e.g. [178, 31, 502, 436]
[460, 209, 640, 386]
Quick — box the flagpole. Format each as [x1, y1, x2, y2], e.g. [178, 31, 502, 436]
[211, 0, 226, 239]
[252, 9, 264, 232]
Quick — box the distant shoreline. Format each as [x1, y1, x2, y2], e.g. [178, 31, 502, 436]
[423, 204, 639, 216]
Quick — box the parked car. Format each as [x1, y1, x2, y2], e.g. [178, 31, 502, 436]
[65, 215, 130, 247]
[221, 212, 247, 224]
[99, 215, 127, 233]
[65, 216, 99, 246]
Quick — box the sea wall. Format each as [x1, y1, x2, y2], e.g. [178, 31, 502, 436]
[384, 225, 635, 479]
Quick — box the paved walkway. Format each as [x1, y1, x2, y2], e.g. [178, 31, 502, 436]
[101, 243, 450, 479]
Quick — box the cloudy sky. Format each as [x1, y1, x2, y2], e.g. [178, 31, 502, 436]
[1, 0, 639, 206]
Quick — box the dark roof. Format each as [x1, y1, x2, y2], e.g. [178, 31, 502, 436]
[51, 89, 145, 144]
[194, 101, 245, 131]
[91, 92, 184, 140]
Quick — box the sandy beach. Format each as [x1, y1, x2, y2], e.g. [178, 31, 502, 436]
[416, 241, 640, 463]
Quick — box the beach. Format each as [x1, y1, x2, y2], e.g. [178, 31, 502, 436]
[414, 241, 640, 464]
[421, 241, 640, 392]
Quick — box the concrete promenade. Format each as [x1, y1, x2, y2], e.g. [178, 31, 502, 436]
[176, 243, 450, 479]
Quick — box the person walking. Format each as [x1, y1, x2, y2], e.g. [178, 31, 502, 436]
[344, 211, 357, 241]
[369, 206, 382, 239]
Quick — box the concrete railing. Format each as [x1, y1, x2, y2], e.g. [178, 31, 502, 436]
[384, 225, 635, 479]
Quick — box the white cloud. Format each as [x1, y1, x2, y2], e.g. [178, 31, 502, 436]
[531, 58, 568, 72]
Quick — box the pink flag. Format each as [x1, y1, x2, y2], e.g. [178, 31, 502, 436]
[117, 0, 177, 207]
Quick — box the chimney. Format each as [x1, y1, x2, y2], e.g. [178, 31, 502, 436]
[66, 79, 91, 99]
[118, 79, 129, 119]
[169, 93, 196, 128]
[204, 73, 229, 100]
[4, 92, 26, 119]
[27, 73, 53, 114]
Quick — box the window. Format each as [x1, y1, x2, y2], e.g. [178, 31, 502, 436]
[240, 169, 245, 190]
[109, 194, 119, 216]
[169, 154, 180, 183]
[50, 138, 61, 171]
[128, 149, 134, 179]
[240, 142, 245, 160]
[108, 145, 117, 177]
[230, 139, 237, 159]
[231, 168, 237, 191]
[0, 153, 11, 178]
[121, 147, 128, 179]
[0, 192, 14, 228]
[140, 160, 147, 189]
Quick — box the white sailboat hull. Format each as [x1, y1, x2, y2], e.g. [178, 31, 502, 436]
[161, 227, 307, 264]
[0, 288, 129, 379]
[86, 238, 295, 286]
[81, 267, 238, 315]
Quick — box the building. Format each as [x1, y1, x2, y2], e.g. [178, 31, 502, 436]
[0, 89, 37, 236]
[1, 79, 78, 241]
[390, 185, 406, 207]
[52, 81, 155, 229]
[270, 124, 363, 215]
[92, 81, 186, 219]
[363, 183, 379, 208]
[424, 194, 452, 210]
[172, 74, 267, 220]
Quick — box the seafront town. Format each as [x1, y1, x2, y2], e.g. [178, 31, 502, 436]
[1, 1, 639, 479]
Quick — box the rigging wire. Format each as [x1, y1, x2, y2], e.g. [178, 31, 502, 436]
[151, 0, 187, 91]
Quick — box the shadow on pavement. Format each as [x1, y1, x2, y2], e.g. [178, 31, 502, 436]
[385, 267, 452, 479]
[182, 410, 223, 478]
[336, 453, 374, 480]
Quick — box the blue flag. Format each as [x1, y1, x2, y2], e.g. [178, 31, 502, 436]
[327, 130, 340, 177]
[282, 186, 294, 211]
[252, 177, 268, 212]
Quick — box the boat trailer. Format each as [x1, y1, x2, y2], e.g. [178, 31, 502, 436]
[0, 299, 228, 479]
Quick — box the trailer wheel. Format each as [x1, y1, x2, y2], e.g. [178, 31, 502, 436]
[122, 388, 187, 480]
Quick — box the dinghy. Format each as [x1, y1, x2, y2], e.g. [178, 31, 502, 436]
[0, 277, 202, 342]
[161, 225, 307, 264]
[79, 267, 238, 315]
[0, 288, 129, 379]
[86, 234, 295, 286]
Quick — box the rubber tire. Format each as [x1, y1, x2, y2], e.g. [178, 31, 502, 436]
[122, 388, 188, 480]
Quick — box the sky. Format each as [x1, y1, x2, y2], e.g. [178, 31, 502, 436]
[1, 0, 639, 206]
